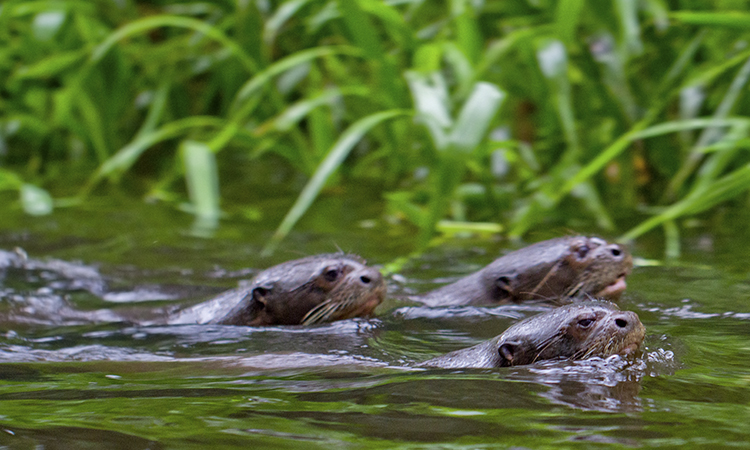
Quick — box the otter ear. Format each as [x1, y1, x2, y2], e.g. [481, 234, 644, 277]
[494, 275, 514, 298]
[498, 342, 517, 366]
[251, 286, 270, 308]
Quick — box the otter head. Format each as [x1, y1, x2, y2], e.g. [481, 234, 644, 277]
[483, 236, 632, 304]
[495, 301, 645, 367]
[224, 254, 385, 326]
[563, 236, 633, 301]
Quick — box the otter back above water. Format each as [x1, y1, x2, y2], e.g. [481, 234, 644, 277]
[421, 301, 645, 369]
[412, 236, 632, 307]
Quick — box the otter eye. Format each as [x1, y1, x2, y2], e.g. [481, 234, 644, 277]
[323, 269, 339, 282]
[577, 318, 595, 328]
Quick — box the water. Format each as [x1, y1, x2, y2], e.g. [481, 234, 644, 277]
[1, 191, 750, 448]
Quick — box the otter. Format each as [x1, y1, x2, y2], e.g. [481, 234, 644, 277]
[413, 236, 631, 306]
[421, 301, 645, 368]
[168, 254, 385, 326]
[1, 252, 385, 327]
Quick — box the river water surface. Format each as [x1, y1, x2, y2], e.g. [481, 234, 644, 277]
[1, 187, 749, 449]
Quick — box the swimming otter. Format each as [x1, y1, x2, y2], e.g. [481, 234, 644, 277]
[168, 254, 385, 326]
[421, 301, 645, 368]
[413, 236, 631, 306]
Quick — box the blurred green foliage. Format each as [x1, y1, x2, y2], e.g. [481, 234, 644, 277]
[2, 0, 750, 254]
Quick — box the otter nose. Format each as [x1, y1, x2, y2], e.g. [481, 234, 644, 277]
[607, 244, 625, 259]
[350, 267, 384, 287]
[613, 311, 639, 331]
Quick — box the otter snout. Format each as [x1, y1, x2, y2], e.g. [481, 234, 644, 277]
[339, 266, 386, 318]
[590, 241, 633, 300]
[609, 310, 646, 355]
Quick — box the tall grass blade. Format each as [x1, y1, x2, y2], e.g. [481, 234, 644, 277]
[134, 81, 171, 141]
[667, 56, 750, 198]
[443, 42, 475, 97]
[679, 85, 705, 145]
[670, 11, 750, 29]
[615, 0, 643, 56]
[337, 0, 385, 59]
[91, 15, 257, 72]
[262, 109, 410, 256]
[263, 0, 311, 48]
[83, 117, 229, 195]
[32, 10, 65, 41]
[337, 0, 402, 104]
[622, 162, 750, 240]
[358, 0, 412, 49]
[419, 82, 505, 247]
[181, 140, 220, 235]
[663, 220, 680, 259]
[12, 50, 87, 80]
[230, 46, 358, 114]
[561, 118, 750, 197]
[643, 0, 669, 32]
[453, 0, 482, 64]
[590, 33, 638, 122]
[448, 82, 506, 152]
[537, 40, 579, 158]
[571, 182, 615, 230]
[509, 117, 748, 237]
[406, 71, 452, 149]
[555, 0, 584, 43]
[261, 87, 369, 133]
[661, 31, 706, 89]
[75, 90, 109, 163]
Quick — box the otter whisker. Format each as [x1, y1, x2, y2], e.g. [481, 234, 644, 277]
[531, 332, 566, 364]
[516, 290, 571, 305]
[301, 300, 346, 325]
[527, 260, 565, 298]
[575, 335, 623, 360]
[562, 281, 584, 300]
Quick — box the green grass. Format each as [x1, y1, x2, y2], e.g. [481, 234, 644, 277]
[3, 0, 750, 255]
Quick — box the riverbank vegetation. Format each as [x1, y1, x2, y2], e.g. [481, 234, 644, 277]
[2, 0, 750, 255]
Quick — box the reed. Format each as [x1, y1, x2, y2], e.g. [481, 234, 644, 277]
[2, 1, 750, 255]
